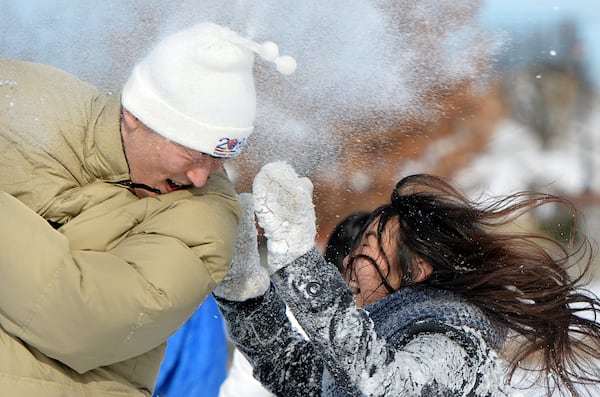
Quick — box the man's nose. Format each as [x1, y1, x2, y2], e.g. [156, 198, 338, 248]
[186, 160, 224, 188]
[186, 166, 212, 188]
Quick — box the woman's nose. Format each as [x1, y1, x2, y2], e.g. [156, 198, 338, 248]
[342, 255, 350, 269]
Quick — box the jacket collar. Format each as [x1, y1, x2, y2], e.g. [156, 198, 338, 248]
[87, 89, 130, 182]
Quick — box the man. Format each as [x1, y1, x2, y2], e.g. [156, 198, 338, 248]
[0, 22, 294, 396]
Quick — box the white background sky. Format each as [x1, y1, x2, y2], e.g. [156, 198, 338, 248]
[478, 0, 600, 89]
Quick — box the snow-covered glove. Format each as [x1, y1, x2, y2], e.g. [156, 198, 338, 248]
[213, 193, 270, 301]
[252, 161, 317, 273]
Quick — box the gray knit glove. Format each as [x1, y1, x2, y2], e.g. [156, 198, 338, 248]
[213, 193, 269, 301]
[253, 161, 317, 273]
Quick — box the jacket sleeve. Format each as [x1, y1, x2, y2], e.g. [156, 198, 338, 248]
[0, 172, 240, 373]
[270, 249, 503, 397]
[214, 286, 324, 397]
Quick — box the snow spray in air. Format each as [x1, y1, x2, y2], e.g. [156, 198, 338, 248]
[0, 0, 502, 174]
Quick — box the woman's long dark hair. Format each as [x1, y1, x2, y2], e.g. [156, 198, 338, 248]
[352, 173, 600, 396]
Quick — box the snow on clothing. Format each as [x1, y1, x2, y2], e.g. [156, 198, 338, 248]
[216, 248, 509, 396]
[0, 59, 240, 396]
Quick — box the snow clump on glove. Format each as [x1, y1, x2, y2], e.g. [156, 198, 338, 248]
[252, 161, 317, 273]
[213, 193, 269, 301]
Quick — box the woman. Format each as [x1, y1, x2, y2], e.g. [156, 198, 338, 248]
[213, 162, 600, 396]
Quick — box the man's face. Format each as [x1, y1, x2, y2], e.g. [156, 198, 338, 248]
[121, 109, 226, 198]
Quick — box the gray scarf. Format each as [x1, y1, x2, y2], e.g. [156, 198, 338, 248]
[322, 285, 506, 396]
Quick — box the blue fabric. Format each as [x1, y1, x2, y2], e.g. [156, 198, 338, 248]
[153, 295, 228, 397]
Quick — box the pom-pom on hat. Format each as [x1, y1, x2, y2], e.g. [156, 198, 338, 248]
[122, 22, 296, 157]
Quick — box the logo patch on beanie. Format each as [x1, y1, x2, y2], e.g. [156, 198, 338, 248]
[214, 137, 246, 157]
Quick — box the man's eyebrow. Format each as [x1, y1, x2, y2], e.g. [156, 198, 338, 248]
[180, 145, 207, 161]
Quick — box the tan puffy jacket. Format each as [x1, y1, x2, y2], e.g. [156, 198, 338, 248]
[0, 59, 240, 396]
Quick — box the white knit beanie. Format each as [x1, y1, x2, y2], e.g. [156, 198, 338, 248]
[122, 22, 296, 157]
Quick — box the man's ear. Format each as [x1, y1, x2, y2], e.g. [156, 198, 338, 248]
[121, 108, 140, 133]
[413, 257, 433, 283]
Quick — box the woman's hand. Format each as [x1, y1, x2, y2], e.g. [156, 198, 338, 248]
[252, 161, 316, 273]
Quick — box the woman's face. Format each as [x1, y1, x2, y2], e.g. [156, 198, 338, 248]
[343, 218, 403, 307]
